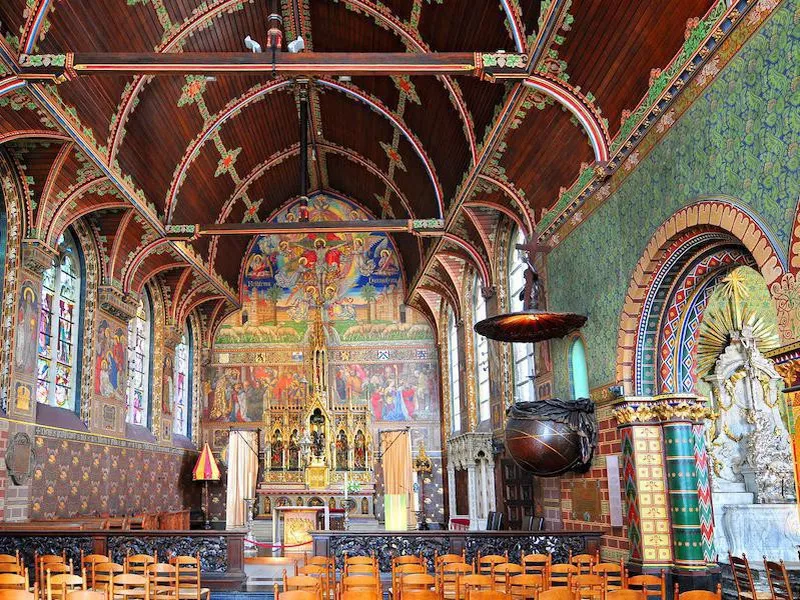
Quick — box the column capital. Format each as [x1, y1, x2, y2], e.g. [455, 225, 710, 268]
[613, 394, 713, 425]
[20, 238, 56, 275]
[98, 286, 139, 322]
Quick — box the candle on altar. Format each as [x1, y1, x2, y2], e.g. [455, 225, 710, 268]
[344, 472, 349, 500]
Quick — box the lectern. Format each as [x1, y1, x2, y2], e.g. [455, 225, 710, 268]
[272, 506, 327, 554]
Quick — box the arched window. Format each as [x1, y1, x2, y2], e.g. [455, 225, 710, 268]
[447, 309, 461, 433]
[570, 337, 590, 400]
[37, 230, 83, 411]
[126, 289, 153, 427]
[173, 322, 192, 437]
[473, 275, 490, 422]
[508, 228, 536, 403]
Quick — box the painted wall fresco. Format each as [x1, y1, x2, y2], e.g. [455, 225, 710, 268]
[548, 2, 800, 391]
[94, 319, 126, 401]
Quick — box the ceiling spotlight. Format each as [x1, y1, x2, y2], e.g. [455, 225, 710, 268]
[244, 35, 262, 53]
[288, 36, 305, 53]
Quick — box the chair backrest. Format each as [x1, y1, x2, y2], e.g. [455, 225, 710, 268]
[436, 554, 465, 568]
[592, 562, 624, 590]
[78, 556, 108, 591]
[344, 556, 375, 566]
[46, 573, 85, 600]
[65, 592, 105, 600]
[92, 563, 123, 591]
[348, 564, 378, 576]
[569, 553, 597, 576]
[469, 592, 510, 600]
[171, 555, 202, 600]
[401, 574, 436, 592]
[607, 591, 646, 600]
[394, 556, 424, 567]
[0, 590, 36, 600]
[626, 572, 666, 600]
[494, 564, 524, 588]
[459, 574, 494, 597]
[276, 591, 316, 600]
[729, 554, 757, 600]
[478, 555, 508, 577]
[125, 554, 156, 576]
[340, 592, 378, 600]
[521, 555, 551, 578]
[539, 589, 575, 600]
[145, 563, 177, 599]
[341, 576, 378, 592]
[548, 565, 577, 588]
[507, 574, 544, 600]
[0, 555, 19, 565]
[0, 574, 27, 590]
[572, 574, 604, 598]
[0, 566, 20, 577]
[674, 583, 722, 600]
[111, 573, 148, 600]
[764, 558, 793, 600]
[402, 591, 437, 600]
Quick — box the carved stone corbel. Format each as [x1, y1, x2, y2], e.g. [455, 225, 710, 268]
[21, 239, 56, 275]
[98, 286, 139, 322]
[163, 324, 182, 350]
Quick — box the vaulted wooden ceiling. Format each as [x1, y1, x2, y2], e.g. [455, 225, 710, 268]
[0, 0, 721, 325]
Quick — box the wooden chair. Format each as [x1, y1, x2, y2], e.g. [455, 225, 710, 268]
[548, 565, 577, 589]
[343, 556, 375, 571]
[0, 575, 28, 591]
[435, 553, 466, 571]
[625, 572, 666, 600]
[459, 574, 494, 600]
[441, 562, 474, 600]
[306, 557, 334, 597]
[392, 564, 425, 599]
[339, 575, 379, 599]
[92, 564, 123, 594]
[763, 557, 793, 600]
[283, 574, 321, 600]
[401, 591, 437, 600]
[493, 565, 524, 592]
[592, 562, 624, 592]
[607, 592, 645, 600]
[521, 556, 550, 581]
[109, 574, 148, 600]
[469, 592, 510, 600]
[0, 567, 22, 577]
[400, 574, 436, 598]
[145, 564, 177, 600]
[275, 591, 317, 600]
[0, 590, 36, 600]
[571, 574, 604, 600]
[538, 589, 574, 600]
[507, 574, 544, 600]
[36, 557, 68, 598]
[79, 556, 109, 592]
[124, 555, 155, 578]
[729, 554, 771, 600]
[393, 556, 425, 569]
[65, 592, 105, 600]
[477, 555, 508, 578]
[0, 556, 20, 566]
[46, 573, 85, 600]
[674, 583, 722, 600]
[348, 565, 378, 577]
[297, 566, 329, 600]
[569, 553, 598, 576]
[170, 555, 209, 600]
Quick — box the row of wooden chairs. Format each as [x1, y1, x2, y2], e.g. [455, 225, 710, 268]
[730, 554, 793, 600]
[0, 551, 208, 600]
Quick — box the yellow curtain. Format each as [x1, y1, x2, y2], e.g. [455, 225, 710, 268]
[382, 430, 411, 530]
[225, 430, 259, 530]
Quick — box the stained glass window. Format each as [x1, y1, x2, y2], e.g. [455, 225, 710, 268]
[473, 275, 491, 422]
[173, 323, 191, 436]
[448, 309, 461, 433]
[508, 228, 536, 403]
[126, 290, 152, 427]
[37, 230, 82, 411]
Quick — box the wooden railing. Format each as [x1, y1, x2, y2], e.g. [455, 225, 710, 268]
[0, 511, 190, 531]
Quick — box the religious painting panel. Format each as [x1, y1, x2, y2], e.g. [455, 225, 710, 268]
[94, 319, 127, 402]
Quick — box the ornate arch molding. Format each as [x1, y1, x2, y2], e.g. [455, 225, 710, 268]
[442, 233, 492, 291]
[617, 199, 786, 394]
[420, 276, 461, 324]
[0, 150, 26, 409]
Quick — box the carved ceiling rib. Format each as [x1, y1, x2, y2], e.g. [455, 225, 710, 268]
[341, 0, 477, 162]
[108, 0, 256, 162]
[475, 173, 534, 237]
[36, 140, 73, 229]
[19, 0, 53, 54]
[107, 209, 136, 283]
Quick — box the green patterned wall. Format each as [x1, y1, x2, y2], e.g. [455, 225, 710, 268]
[548, 0, 800, 393]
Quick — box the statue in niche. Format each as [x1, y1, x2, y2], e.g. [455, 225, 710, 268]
[354, 430, 367, 470]
[705, 327, 795, 501]
[271, 429, 283, 469]
[310, 408, 326, 459]
[288, 429, 300, 470]
[336, 430, 348, 471]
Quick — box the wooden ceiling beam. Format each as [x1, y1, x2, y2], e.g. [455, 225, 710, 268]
[167, 219, 445, 237]
[19, 52, 528, 79]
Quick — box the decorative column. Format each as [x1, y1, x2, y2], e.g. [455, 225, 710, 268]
[656, 394, 714, 572]
[613, 397, 674, 573]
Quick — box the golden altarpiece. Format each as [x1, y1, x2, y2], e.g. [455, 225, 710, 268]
[257, 311, 376, 518]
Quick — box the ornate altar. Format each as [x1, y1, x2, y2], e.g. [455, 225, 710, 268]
[258, 310, 376, 515]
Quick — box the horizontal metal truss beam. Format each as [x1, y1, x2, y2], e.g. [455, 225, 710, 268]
[166, 219, 445, 239]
